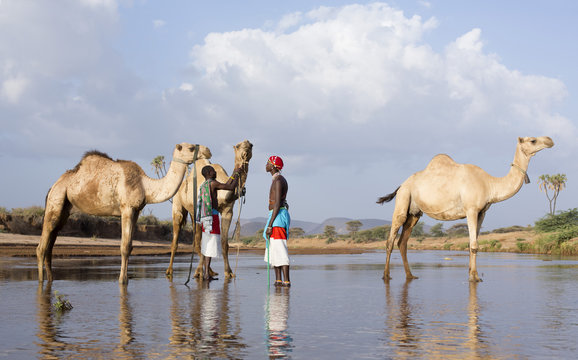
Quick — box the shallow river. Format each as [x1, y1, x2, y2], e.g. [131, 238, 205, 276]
[1, 250, 577, 359]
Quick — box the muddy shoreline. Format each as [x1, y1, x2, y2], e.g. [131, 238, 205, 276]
[0, 230, 541, 257]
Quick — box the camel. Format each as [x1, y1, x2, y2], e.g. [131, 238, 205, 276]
[37, 143, 211, 284]
[377, 136, 554, 282]
[166, 140, 253, 279]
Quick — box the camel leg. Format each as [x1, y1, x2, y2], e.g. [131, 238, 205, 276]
[383, 188, 411, 280]
[37, 190, 71, 282]
[398, 214, 421, 280]
[119, 209, 139, 284]
[193, 223, 205, 278]
[166, 206, 187, 277]
[466, 210, 483, 282]
[220, 209, 234, 278]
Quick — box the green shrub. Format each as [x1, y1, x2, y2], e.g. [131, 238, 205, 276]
[458, 242, 469, 251]
[443, 243, 453, 250]
[535, 208, 578, 232]
[560, 240, 578, 255]
[326, 237, 336, 244]
[492, 225, 529, 233]
[516, 242, 532, 252]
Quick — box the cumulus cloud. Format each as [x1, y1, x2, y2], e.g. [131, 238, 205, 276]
[164, 2, 572, 171]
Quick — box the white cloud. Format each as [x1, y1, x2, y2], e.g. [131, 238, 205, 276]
[1, 75, 28, 104]
[166, 2, 572, 168]
[153, 19, 166, 29]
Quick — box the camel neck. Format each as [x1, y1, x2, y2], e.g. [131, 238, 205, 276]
[489, 147, 530, 203]
[143, 160, 187, 204]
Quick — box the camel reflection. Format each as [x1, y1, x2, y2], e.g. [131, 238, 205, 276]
[384, 280, 491, 359]
[466, 282, 490, 358]
[384, 280, 421, 357]
[168, 278, 245, 358]
[114, 284, 146, 359]
[36, 282, 67, 359]
[265, 287, 292, 359]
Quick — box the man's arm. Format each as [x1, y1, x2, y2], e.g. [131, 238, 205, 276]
[211, 168, 241, 191]
[266, 178, 282, 238]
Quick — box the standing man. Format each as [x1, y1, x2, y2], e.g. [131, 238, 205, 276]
[197, 165, 240, 281]
[263, 155, 291, 287]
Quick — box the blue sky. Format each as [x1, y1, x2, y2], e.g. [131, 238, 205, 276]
[1, 0, 576, 231]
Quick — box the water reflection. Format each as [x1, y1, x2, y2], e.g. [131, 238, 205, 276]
[466, 282, 491, 359]
[265, 287, 292, 359]
[36, 282, 68, 359]
[384, 280, 421, 357]
[168, 279, 246, 358]
[383, 281, 492, 359]
[115, 285, 146, 359]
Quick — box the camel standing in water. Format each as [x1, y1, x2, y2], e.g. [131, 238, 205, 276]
[378, 136, 554, 282]
[166, 140, 253, 279]
[37, 143, 211, 284]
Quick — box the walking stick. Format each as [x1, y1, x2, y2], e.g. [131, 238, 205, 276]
[184, 145, 200, 286]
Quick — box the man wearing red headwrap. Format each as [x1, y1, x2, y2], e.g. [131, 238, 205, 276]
[263, 155, 291, 286]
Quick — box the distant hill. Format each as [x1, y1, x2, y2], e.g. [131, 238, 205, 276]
[236, 217, 392, 237]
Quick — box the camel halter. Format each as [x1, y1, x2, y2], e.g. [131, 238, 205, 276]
[511, 163, 530, 184]
[184, 144, 200, 286]
[172, 157, 190, 165]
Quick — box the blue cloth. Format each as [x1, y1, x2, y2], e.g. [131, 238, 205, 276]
[263, 207, 290, 240]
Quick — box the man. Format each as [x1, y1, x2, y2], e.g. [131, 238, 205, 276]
[197, 164, 240, 281]
[263, 155, 291, 287]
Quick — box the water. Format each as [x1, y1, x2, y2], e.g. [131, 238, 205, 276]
[1, 250, 577, 359]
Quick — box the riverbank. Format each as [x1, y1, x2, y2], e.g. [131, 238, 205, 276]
[0, 230, 543, 256]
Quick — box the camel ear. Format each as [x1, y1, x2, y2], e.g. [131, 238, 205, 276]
[518, 137, 524, 144]
[176, 144, 182, 151]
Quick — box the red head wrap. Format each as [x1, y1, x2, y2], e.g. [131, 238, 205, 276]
[268, 156, 284, 170]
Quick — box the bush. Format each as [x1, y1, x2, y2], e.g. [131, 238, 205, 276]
[517, 241, 532, 252]
[326, 237, 336, 244]
[492, 225, 530, 233]
[535, 208, 578, 232]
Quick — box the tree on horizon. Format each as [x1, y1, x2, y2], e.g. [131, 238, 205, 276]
[538, 174, 567, 215]
[345, 220, 362, 240]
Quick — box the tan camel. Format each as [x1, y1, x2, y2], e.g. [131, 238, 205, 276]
[37, 143, 211, 284]
[377, 136, 554, 282]
[166, 140, 253, 279]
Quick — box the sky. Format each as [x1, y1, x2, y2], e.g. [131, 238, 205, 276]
[1, 0, 577, 232]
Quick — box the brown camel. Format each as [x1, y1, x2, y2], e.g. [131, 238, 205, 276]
[377, 136, 554, 282]
[166, 140, 253, 279]
[37, 143, 211, 284]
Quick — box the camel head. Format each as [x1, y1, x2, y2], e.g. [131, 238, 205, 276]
[173, 143, 212, 164]
[234, 140, 253, 171]
[518, 136, 554, 158]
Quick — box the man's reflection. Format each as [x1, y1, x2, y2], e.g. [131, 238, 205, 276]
[168, 278, 245, 358]
[265, 286, 292, 358]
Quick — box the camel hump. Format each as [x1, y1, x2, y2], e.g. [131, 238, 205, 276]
[425, 154, 457, 170]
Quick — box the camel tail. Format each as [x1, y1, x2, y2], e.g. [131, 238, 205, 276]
[377, 186, 400, 204]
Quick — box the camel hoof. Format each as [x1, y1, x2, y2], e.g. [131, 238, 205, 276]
[406, 275, 419, 280]
[225, 272, 235, 279]
[382, 274, 392, 281]
[469, 275, 483, 283]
